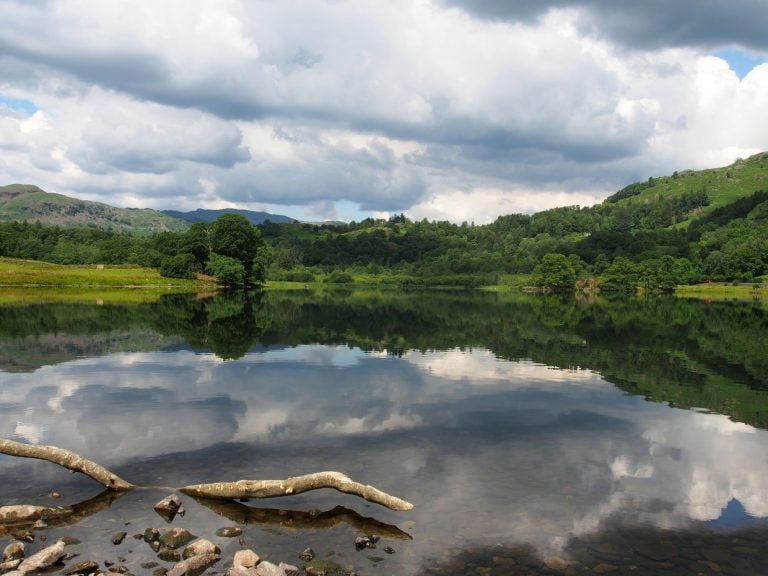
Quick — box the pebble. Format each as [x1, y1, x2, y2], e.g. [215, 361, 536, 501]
[65, 560, 100, 575]
[215, 527, 243, 538]
[298, 547, 315, 561]
[111, 532, 127, 546]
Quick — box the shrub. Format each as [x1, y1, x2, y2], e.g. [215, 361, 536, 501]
[206, 253, 245, 286]
[160, 253, 197, 279]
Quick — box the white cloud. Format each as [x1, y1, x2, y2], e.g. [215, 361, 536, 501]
[0, 1, 767, 220]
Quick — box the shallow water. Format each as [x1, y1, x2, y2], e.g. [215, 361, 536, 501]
[1, 290, 767, 575]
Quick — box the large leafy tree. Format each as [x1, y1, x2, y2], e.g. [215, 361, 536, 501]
[209, 214, 265, 285]
[531, 253, 576, 291]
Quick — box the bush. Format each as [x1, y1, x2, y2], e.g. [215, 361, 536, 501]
[326, 270, 354, 284]
[160, 253, 197, 279]
[206, 253, 245, 286]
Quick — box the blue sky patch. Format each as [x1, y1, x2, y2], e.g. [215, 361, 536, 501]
[713, 48, 767, 80]
[0, 95, 38, 116]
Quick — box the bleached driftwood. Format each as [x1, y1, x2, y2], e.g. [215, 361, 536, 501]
[180, 471, 414, 511]
[0, 439, 134, 491]
[0, 440, 413, 513]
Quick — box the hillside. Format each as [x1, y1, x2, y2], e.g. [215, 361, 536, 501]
[605, 151, 768, 226]
[163, 207, 295, 225]
[0, 184, 190, 235]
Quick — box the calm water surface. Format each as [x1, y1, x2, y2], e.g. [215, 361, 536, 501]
[1, 290, 767, 575]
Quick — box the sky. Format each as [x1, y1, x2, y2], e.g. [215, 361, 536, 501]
[1, 0, 767, 223]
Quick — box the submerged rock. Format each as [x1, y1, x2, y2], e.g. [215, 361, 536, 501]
[144, 528, 161, 543]
[253, 561, 284, 576]
[157, 548, 182, 563]
[65, 560, 100, 575]
[233, 549, 260, 569]
[166, 553, 219, 576]
[111, 532, 127, 546]
[3, 542, 25, 562]
[278, 562, 300, 576]
[182, 539, 220, 560]
[215, 527, 242, 538]
[17, 539, 66, 573]
[158, 528, 196, 550]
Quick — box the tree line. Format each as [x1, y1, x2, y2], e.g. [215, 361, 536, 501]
[1, 188, 767, 290]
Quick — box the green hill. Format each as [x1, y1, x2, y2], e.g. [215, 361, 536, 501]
[605, 151, 768, 226]
[0, 184, 190, 235]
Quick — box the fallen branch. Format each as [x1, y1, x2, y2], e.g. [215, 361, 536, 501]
[0, 441, 413, 512]
[0, 439, 134, 491]
[180, 471, 414, 511]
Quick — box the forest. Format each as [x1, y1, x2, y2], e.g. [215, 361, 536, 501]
[0, 183, 767, 291]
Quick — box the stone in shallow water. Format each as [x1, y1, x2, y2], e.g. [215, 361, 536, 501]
[166, 553, 219, 576]
[299, 547, 315, 561]
[17, 539, 66, 573]
[233, 549, 260, 569]
[144, 528, 161, 543]
[254, 561, 285, 576]
[157, 548, 182, 563]
[279, 562, 300, 576]
[3, 541, 25, 561]
[182, 539, 220, 559]
[159, 528, 196, 550]
[216, 527, 243, 538]
[111, 532, 127, 546]
[65, 560, 100, 575]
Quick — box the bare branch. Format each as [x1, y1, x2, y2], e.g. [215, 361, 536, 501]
[0, 438, 134, 491]
[180, 471, 414, 511]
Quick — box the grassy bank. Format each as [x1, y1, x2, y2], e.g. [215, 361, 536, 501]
[675, 282, 767, 302]
[0, 258, 214, 290]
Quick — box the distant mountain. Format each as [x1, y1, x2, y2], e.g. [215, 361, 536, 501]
[163, 208, 296, 225]
[0, 184, 190, 235]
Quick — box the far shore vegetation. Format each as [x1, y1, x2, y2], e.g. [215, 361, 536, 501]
[1, 153, 768, 298]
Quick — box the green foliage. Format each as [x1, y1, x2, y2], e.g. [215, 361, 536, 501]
[600, 257, 640, 292]
[210, 214, 264, 281]
[326, 269, 354, 284]
[160, 253, 198, 279]
[531, 253, 576, 291]
[606, 178, 656, 203]
[206, 253, 245, 286]
[2, 153, 768, 288]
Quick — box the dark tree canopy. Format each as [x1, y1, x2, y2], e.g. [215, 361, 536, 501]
[209, 213, 264, 282]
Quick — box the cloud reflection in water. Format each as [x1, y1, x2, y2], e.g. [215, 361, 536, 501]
[1, 345, 767, 559]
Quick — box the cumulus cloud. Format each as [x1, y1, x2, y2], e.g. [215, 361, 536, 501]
[0, 0, 767, 219]
[440, 0, 768, 52]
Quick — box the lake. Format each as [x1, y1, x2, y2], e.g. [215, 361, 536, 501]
[1, 289, 767, 575]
